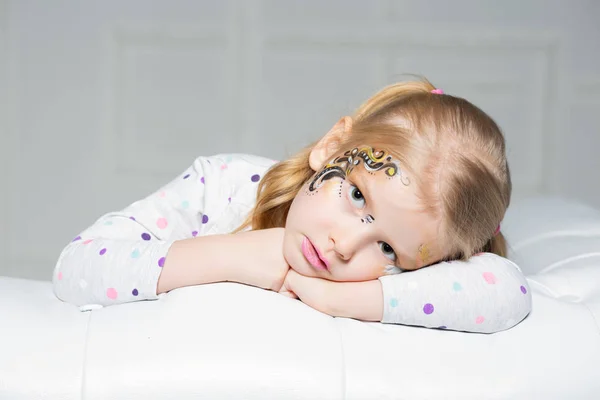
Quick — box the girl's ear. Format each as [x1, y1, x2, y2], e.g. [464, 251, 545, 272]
[309, 116, 353, 171]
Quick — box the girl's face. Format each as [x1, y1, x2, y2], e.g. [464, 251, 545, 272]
[283, 146, 442, 282]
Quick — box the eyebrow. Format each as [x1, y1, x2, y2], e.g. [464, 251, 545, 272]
[355, 172, 415, 270]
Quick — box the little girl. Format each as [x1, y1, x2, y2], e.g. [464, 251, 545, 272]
[53, 78, 531, 334]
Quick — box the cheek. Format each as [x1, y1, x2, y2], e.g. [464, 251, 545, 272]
[359, 256, 388, 280]
[287, 180, 345, 225]
[333, 251, 387, 281]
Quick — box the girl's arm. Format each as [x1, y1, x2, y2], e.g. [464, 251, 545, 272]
[283, 253, 532, 333]
[53, 154, 278, 308]
[158, 228, 289, 294]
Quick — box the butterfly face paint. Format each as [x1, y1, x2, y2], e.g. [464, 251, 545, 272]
[307, 146, 410, 193]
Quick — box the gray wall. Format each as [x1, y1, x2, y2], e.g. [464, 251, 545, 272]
[1, 0, 599, 280]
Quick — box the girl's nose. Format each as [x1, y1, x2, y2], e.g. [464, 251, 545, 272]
[329, 224, 367, 261]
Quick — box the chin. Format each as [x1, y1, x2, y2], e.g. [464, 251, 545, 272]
[289, 260, 320, 278]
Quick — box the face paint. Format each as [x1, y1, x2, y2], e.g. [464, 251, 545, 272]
[307, 146, 410, 192]
[361, 214, 374, 224]
[417, 244, 431, 266]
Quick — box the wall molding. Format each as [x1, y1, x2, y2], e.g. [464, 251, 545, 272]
[573, 78, 600, 105]
[0, 0, 11, 269]
[101, 13, 562, 201]
[108, 26, 231, 176]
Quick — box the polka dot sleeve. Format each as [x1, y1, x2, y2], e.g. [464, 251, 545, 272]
[378, 253, 532, 333]
[52, 154, 275, 310]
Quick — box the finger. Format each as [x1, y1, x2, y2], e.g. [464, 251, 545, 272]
[279, 290, 298, 299]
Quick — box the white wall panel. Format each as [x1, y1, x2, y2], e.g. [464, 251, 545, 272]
[110, 28, 236, 176]
[562, 79, 600, 206]
[0, 0, 9, 270]
[258, 41, 385, 157]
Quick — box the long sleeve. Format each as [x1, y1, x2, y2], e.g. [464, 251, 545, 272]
[52, 153, 274, 310]
[378, 253, 532, 333]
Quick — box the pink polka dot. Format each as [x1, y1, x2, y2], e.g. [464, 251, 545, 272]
[158, 191, 166, 198]
[221, 164, 228, 170]
[156, 217, 168, 229]
[475, 316, 485, 324]
[83, 239, 93, 245]
[106, 288, 118, 300]
[58, 272, 63, 280]
[483, 272, 496, 284]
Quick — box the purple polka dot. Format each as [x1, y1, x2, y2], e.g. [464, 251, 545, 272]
[183, 174, 190, 179]
[72, 236, 81, 242]
[251, 174, 260, 182]
[228, 197, 231, 203]
[158, 257, 165, 267]
[201, 177, 205, 184]
[99, 248, 107, 256]
[202, 215, 209, 224]
[132, 289, 139, 296]
[129, 216, 136, 221]
[423, 303, 434, 315]
[192, 230, 198, 237]
[520, 285, 527, 294]
[141, 233, 151, 241]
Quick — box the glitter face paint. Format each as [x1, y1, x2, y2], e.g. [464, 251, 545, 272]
[417, 243, 431, 266]
[307, 146, 409, 193]
[361, 214, 374, 224]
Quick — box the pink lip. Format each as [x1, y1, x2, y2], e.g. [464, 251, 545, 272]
[301, 237, 329, 271]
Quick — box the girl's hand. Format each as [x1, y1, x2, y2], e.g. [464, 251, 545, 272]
[279, 269, 383, 321]
[278, 269, 332, 313]
[231, 227, 290, 292]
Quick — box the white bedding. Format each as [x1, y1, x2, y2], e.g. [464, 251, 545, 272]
[1, 196, 599, 399]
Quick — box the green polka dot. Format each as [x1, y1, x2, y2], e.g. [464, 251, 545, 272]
[390, 298, 398, 307]
[181, 200, 189, 209]
[453, 282, 462, 291]
[131, 249, 140, 258]
[104, 220, 113, 226]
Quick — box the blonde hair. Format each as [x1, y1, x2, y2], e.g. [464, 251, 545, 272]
[235, 77, 511, 262]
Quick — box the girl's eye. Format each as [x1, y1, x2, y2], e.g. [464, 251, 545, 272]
[347, 184, 366, 209]
[379, 241, 397, 262]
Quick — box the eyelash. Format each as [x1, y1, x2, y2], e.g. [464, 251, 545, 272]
[345, 182, 398, 265]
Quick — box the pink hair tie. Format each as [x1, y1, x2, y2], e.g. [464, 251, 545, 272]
[431, 88, 444, 95]
[494, 224, 501, 236]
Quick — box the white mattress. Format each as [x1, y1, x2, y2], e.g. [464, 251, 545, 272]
[1, 196, 600, 399]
